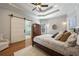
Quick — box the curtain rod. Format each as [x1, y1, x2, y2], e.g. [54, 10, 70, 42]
[9, 14, 31, 21]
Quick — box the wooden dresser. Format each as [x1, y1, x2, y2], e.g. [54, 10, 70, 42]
[31, 23, 41, 46]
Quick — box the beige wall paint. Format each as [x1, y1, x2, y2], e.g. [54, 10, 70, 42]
[41, 15, 67, 34]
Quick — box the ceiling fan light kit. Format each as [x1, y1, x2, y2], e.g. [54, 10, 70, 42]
[32, 3, 48, 12]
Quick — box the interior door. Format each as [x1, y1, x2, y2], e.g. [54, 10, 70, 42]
[11, 17, 24, 43]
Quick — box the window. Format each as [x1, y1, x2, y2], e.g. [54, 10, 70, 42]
[69, 16, 77, 31]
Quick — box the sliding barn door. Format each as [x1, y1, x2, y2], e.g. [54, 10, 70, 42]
[11, 17, 24, 43]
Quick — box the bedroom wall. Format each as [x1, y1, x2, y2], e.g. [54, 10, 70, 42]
[0, 8, 11, 40]
[40, 15, 67, 34]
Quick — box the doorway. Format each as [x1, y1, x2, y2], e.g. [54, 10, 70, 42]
[24, 20, 32, 39]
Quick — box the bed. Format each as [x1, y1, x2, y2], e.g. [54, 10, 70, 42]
[33, 34, 79, 56]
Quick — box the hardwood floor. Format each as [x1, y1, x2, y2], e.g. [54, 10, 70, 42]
[0, 38, 32, 56]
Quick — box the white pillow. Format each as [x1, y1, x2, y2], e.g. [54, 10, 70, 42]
[77, 35, 79, 45]
[65, 33, 77, 47]
[55, 32, 63, 40]
[67, 33, 77, 40]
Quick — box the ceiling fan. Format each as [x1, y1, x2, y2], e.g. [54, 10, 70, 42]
[32, 3, 48, 11]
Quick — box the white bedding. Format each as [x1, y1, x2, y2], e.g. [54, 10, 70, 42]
[34, 34, 79, 56]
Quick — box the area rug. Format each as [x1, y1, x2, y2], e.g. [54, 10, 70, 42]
[14, 45, 48, 56]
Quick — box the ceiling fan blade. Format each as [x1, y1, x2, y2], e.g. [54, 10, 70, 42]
[41, 5, 48, 7]
[38, 7, 42, 12]
[32, 7, 36, 11]
[32, 3, 41, 5]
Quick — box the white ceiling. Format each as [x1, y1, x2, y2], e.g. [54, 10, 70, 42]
[0, 3, 78, 20]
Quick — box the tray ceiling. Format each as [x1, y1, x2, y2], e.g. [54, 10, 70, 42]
[0, 3, 78, 19]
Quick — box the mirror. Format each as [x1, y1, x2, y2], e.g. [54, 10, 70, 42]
[52, 24, 57, 30]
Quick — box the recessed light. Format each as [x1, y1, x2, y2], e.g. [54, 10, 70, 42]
[54, 5, 58, 8]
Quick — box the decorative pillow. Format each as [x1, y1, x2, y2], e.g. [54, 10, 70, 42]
[63, 30, 67, 33]
[59, 32, 71, 42]
[55, 32, 63, 40]
[51, 32, 59, 38]
[65, 33, 77, 47]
